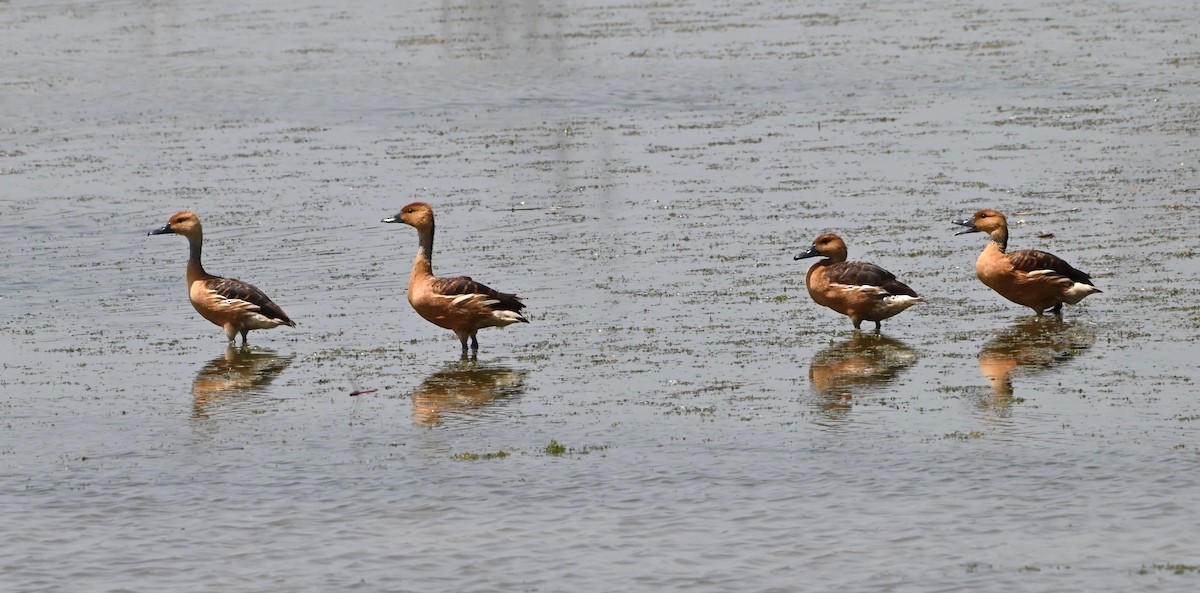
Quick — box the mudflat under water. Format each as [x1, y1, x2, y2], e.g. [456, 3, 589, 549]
[3, 0, 1199, 591]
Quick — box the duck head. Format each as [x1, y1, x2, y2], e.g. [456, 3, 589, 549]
[794, 233, 848, 263]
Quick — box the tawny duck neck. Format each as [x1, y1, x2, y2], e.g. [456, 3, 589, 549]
[411, 224, 435, 280]
[185, 234, 210, 282]
[989, 227, 1009, 253]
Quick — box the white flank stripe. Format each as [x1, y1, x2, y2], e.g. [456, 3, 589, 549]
[1062, 282, 1099, 304]
[493, 310, 525, 323]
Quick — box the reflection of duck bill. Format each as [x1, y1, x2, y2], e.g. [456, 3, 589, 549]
[412, 362, 526, 426]
[192, 346, 294, 411]
[809, 333, 918, 399]
[977, 319, 1095, 397]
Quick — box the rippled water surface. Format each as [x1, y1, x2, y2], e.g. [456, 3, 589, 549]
[3, 0, 1200, 591]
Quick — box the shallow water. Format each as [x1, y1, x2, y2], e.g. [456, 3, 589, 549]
[3, 0, 1200, 590]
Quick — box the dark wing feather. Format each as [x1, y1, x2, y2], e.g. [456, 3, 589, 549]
[207, 277, 297, 326]
[432, 275, 526, 313]
[1007, 249, 1094, 286]
[826, 261, 919, 297]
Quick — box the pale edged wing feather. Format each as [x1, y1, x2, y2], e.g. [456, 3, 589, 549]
[825, 261, 919, 298]
[1007, 249, 1095, 286]
[431, 275, 526, 315]
[204, 277, 296, 326]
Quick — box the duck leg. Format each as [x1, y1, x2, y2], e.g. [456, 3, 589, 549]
[454, 330, 477, 352]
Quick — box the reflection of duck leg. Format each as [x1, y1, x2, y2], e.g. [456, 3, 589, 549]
[977, 318, 1095, 399]
[978, 353, 1016, 398]
[808, 333, 918, 420]
[810, 333, 918, 396]
[192, 346, 294, 418]
[411, 359, 526, 426]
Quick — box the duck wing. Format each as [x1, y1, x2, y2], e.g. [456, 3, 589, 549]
[205, 276, 297, 326]
[432, 275, 526, 313]
[826, 261, 919, 297]
[1007, 249, 1095, 286]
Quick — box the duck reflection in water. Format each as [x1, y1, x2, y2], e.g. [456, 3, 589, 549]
[808, 332, 918, 420]
[192, 346, 294, 419]
[412, 356, 527, 426]
[978, 318, 1095, 400]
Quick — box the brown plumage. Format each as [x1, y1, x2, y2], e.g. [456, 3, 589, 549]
[149, 211, 296, 343]
[794, 233, 923, 330]
[382, 202, 528, 352]
[953, 209, 1101, 315]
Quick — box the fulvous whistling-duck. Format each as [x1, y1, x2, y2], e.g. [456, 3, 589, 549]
[382, 202, 528, 352]
[794, 233, 923, 331]
[953, 209, 1101, 315]
[149, 211, 296, 343]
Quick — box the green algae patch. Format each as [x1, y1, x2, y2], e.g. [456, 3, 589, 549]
[1136, 563, 1200, 575]
[453, 450, 510, 462]
[544, 440, 567, 456]
[943, 431, 984, 440]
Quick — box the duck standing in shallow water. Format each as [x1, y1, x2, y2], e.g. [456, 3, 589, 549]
[794, 233, 923, 331]
[149, 211, 296, 344]
[953, 209, 1101, 316]
[382, 202, 528, 353]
